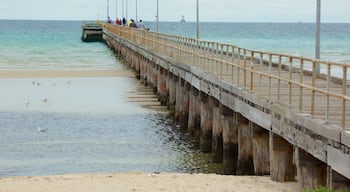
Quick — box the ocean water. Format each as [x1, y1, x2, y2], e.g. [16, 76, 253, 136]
[0, 20, 117, 69]
[0, 20, 349, 177]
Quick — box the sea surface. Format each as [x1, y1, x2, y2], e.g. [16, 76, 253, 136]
[0, 20, 349, 177]
[147, 22, 350, 64]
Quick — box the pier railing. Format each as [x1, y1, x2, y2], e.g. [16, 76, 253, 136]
[104, 24, 350, 130]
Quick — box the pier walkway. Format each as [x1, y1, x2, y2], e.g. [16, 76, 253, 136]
[102, 24, 350, 191]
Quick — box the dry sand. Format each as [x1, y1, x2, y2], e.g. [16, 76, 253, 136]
[0, 69, 298, 191]
[0, 172, 298, 192]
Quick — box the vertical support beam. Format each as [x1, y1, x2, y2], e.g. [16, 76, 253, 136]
[296, 147, 327, 191]
[135, 54, 140, 79]
[146, 60, 152, 88]
[139, 57, 145, 82]
[199, 92, 213, 152]
[252, 123, 270, 175]
[222, 107, 238, 175]
[151, 64, 158, 93]
[211, 102, 223, 163]
[175, 79, 189, 129]
[270, 133, 295, 182]
[157, 67, 167, 105]
[175, 78, 184, 122]
[188, 87, 201, 141]
[181, 82, 190, 129]
[331, 170, 350, 190]
[167, 74, 177, 115]
[236, 114, 254, 175]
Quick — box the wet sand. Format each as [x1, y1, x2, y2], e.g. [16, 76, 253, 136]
[0, 172, 298, 192]
[0, 69, 135, 78]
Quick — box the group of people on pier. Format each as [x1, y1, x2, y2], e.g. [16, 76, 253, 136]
[107, 17, 145, 29]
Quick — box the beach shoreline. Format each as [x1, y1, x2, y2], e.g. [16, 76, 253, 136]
[0, 70, 298, 191]
[0, 172, 298, 192]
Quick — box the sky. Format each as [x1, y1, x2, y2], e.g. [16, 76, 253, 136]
[0, 0, 350, 23]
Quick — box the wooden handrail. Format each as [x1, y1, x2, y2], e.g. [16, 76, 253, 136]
[103, 24, 350, 129]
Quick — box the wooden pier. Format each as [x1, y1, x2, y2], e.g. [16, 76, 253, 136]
[81, 23, 103, 42]
[102, 24, 350, 191]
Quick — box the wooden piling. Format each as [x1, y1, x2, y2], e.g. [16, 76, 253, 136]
[212, 103, 223, 163]
[236, 114, 254, 175]
[200, 93, 213, 152]
[252, 123, 270, 175]
[222, 106, 238, 175]
[270, 133, 295, 182]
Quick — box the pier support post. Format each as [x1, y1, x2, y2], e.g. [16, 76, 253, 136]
[236, 114, 254, 175]
[140, 57, 146, 83]
[270, 133, 295, 182]
[151, 64, 158, 92]
[199, 93, 213, 152]
[188, 87, 201, 141]
[222, 106, 238, 175]
[175, 79, 189, 129]
[175, 78, 183, 122]
[146, 60, 152, 87]
[330, 170, 350, 190]
[212, 102, 223, 163]
[157, 67, 167, 105]
[296, 147, 327, 191]
[252, 123, 270, 175]
[168, 74, 177, 115]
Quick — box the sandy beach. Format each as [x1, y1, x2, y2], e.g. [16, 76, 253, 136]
[0, 172, 298, 192]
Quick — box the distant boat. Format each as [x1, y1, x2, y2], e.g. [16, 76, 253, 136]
[180, 15, 186, 23]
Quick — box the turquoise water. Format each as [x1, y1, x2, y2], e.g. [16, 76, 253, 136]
[0, 20, 117, 69]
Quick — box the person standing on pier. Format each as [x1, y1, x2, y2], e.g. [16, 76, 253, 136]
[122, 17, 126, 26]
[107, 17, 113, 24]
[129, 19, 137, 28]
[116, 18, 121, 25]
[137, 19, 145, 29]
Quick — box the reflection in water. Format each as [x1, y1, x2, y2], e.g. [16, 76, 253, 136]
[0, 110, 222, 177]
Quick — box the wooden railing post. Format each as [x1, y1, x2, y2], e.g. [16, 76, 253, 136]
[342, 66, 347, 129]
[326, 63, 331, 124]
[311, 61, 317, 117]
[299, 58, 304, 112]
[289, 57, 293, 107]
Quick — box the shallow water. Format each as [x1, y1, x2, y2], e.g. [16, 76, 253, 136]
[0, 76, 223, 177]
[0, 20, 226, 177]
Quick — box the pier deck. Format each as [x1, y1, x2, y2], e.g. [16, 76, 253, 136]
[81, 23, 103, 42]
[102, 24, 350, 191]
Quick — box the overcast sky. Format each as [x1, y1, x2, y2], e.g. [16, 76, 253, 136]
[0, 0, 349, 22]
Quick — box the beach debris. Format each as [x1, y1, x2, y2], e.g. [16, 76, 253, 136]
[147, 172, 160, 177]
[24, 101, 30, 106]
[37, 126, 47, 132]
